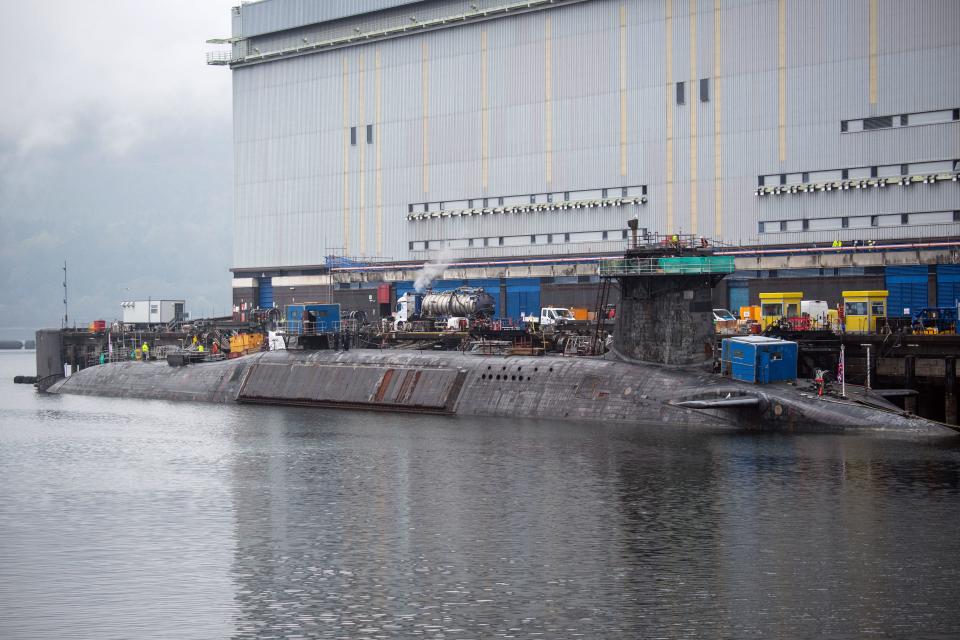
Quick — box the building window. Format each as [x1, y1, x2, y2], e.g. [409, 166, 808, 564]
[468, 238, 474, 247]
[564, 233, 570, 242]
[780, 221, 787, 232]
[483, 198, 489, 207]
[842, 217, 849, 228]
[779, 174, 786, 185]
[530, 235, 537, 244]
[954, 210, 960, 222]
[350, 126, 357, 145]
[870, 166, 878, 178]
[900, 164, 909, 175]
[871, 216, 879, 227]
[864, 116, 893, 130]
[700, 78, 710, 102]
[954, 109, 960, 121]
[484, 237, 489, 247]
[758, 176, 765, 187]
[900, 114, 909, 127]
[547, 234, 553, 244]
[802, 172, 809, 182]
[424, 240, 430, 249]
[901, 214, 909, 225]
[676, 81, 685, 105]
[622, 229, 629, 239]
[602, 230, 609, 240]
[408, 241, 414, 250]
[842, 169, 849, 179]
[841, 120, 848, 132]
[366, 124, 373, 144]
[498, 236, 504, 246]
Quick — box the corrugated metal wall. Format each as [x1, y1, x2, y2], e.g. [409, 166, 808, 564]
[230, 0, 960, 270]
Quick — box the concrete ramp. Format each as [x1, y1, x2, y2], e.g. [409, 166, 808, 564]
[237, 362, 466, 413]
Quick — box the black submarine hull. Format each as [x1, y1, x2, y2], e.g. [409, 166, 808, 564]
[46, 350, 953, 434]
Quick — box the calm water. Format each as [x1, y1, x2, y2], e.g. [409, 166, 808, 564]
[1, 351, 959, 639]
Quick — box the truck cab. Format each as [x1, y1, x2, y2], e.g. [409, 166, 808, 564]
[524, 307, 575, 328]
[393, 292, 423, 331]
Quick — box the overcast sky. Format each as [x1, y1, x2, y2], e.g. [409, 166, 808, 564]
[0, 0, 237, 340]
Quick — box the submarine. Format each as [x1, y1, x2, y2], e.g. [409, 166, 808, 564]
[45, 346, 951, 434]
[38, 241, 957, 435]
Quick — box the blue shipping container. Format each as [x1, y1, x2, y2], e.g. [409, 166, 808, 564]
[721, 336, 798, 384]
[285, 303, 341, 333]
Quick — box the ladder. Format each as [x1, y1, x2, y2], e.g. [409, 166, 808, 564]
[590, 277, 612, 354]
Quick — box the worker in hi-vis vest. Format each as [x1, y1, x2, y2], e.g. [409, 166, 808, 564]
[141, 342, 149, 361]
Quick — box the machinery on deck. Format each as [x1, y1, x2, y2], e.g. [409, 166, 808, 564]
[393, 287, 496, 331]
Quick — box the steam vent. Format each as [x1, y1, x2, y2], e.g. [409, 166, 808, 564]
[603, 239, 733, 366]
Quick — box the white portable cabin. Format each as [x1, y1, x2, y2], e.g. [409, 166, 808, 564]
[120, 300, 186, 324]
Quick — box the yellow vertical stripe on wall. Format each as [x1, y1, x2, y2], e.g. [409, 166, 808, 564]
[358, 53, 366, 256]
[481, 30, 489, 191]
[342, 57, 350, 254]
[619, 5, 627, 177]
[778, 0, 786, 163]
[545, 17, 553, 186]
[689, 0, 698, 235]
[665, 0, 674, 234]
[375, 50, 383, 257]
[869, 0, 878, 104]
[421, 42, 429, 194]
[713, 0, 722, 239]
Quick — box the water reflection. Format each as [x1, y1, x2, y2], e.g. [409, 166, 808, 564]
[1, 352, 959, 638]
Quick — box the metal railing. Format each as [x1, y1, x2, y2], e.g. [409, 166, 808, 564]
[598, 256, 736, 276]
[206, 51, 233, 65]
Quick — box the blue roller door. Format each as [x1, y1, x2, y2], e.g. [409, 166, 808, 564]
[885, 266, 927, 316]
[728, 284, 749, 315]
[937, 265, 960, 309]
[505, 278, 540, 321]
[258, 277, 273, 309]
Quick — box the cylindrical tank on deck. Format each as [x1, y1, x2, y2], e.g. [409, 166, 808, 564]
[421, 287, 495, 318]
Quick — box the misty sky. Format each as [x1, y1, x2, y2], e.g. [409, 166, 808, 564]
[0, 1, 237, 340]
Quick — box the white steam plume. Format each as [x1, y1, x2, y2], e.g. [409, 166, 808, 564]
[413, 248, 454, 293]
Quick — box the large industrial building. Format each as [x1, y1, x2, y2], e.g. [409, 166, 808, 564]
[210, 0, 960, 321]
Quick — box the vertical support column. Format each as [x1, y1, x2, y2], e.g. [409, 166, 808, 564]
[342, 57, 351, 254]
[713, 0, 722, 238]
[777, 0, 786, 163]
[946, 357, 957, 426]
[358, 53, 366, 256]
[481, 30, 489, 192]
[904, 355, 917, 414]
[689, 0, 698, 234]
[421, 42, 430, 195]
[869, 0, 878, 105]
[619, 5, 628, 177]
[545, 17, 554, 186]
[665, 0, 674, 233]
[375, 49, 383, 257]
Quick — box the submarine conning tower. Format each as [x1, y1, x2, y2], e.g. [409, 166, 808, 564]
[602, 230, 734, 366]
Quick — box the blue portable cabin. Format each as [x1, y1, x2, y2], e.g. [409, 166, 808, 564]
[721, 336, 798, 384]
[285, 303, 342, 334]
